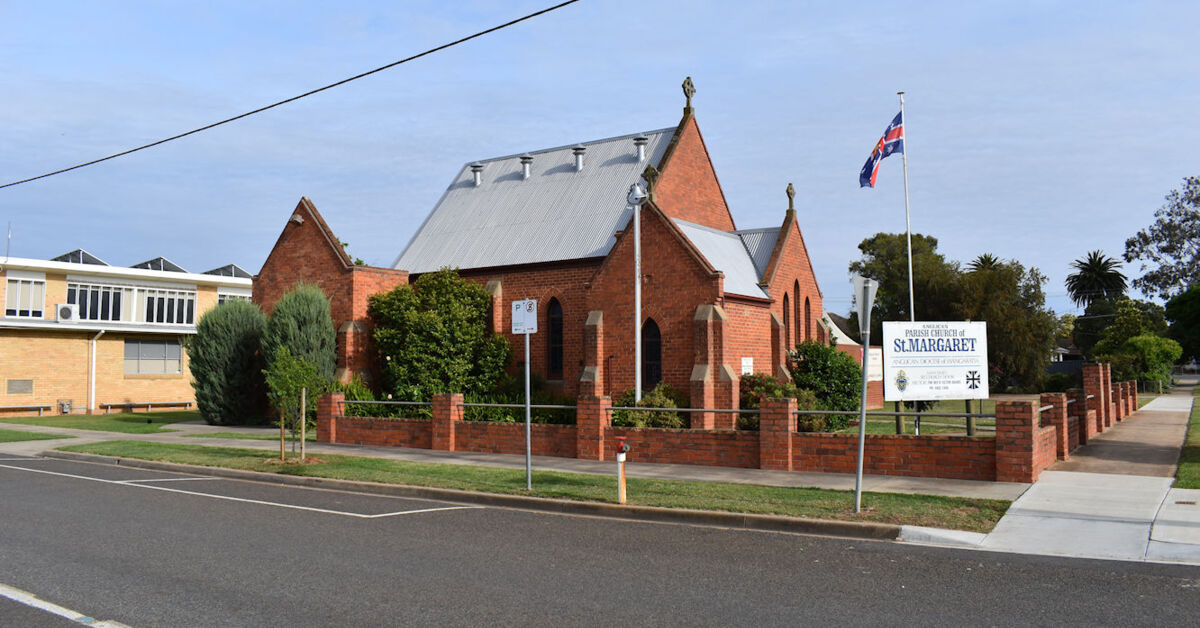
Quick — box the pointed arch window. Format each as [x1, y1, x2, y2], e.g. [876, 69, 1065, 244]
[793, 280, 801, 341]
[804, 297, 811, 342]
[547, 298, 563, 380]
[782, 294, 791, 350]
[642, 318, 662, 390]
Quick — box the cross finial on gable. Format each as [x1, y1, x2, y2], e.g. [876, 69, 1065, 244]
[682, 76, 696, 112]
[786, 182, 795, 214]
[641, 164, 660, 201]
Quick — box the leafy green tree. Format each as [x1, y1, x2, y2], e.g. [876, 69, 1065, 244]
[788, 340, 861, 430]
[847, 233, 961, 340]
[1095, 334, 1182, 384]
[958, 259, 1057, 391]
[262, 283, 337, 380]
[263, 346, 330, 436]
[1073, 299, 1118, 357]
[1166, 285, 1200, 361]
[1065, 250, 1127, 307]
[368, 268, 510, 400]
[186, 300, 267, 425]
[1092, 299, 1169, 356]
[1124, 176, 1200, 300]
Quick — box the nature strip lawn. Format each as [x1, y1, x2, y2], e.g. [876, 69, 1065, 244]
[184, 431, 316, 441]
[0, 410, 199, 434]
[58, 440, 1009, 532]
[1176, 385, 1200, 489]
[0, 428, 73, 443]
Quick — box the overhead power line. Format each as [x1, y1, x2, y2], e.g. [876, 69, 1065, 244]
[0, 0, 581, 190]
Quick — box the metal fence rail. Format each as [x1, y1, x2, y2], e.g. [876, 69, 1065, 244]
[608, 406, 755, 414]
[340, 400, 432, 406]
[459, 402, 576, 410]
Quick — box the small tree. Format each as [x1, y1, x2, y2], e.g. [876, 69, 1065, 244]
[263, 347, 330, 438]
[368, 269, 509, 400]
[187, 300, 267, 425]
[1095, 334, 1182, 385]
[262, 283, 337, 381]
[788, 340, 861, 430]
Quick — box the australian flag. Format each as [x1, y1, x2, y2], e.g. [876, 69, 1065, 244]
[859, 111, 904, 188]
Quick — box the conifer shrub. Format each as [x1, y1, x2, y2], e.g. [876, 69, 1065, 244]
[262, 283, 337, 381]
[186, 299, 267, 425]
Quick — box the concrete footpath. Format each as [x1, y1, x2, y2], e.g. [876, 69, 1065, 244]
[904, 380, 1200, 565]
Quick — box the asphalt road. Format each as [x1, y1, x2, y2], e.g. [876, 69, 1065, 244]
[2, 455, 1198, 627]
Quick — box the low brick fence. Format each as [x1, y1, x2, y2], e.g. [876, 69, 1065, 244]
[315, 365, 1136, 484]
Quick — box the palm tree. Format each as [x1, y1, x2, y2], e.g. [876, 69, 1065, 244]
[1066, 250, 1127, 307]
[967, 253, 1001, 272]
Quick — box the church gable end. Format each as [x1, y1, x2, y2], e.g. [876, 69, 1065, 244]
[654, 114, 736, 232]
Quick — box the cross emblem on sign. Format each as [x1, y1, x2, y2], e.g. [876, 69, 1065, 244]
[966, 370, 981, 390]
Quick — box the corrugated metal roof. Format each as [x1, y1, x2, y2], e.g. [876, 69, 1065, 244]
[394, 127, 676, 273]
[734, 227, 779, 279]
[673, 219, 768, 299]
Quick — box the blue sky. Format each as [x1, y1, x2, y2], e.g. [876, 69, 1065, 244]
[3, 1, 1198, 316]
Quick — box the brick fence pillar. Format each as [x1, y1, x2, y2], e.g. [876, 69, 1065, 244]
[1067, 387, 1093, 446]
[1116, 381, 1129, 420]
[317, 392, 344, 443]
[1040, 392, 1070, 460]
[1082, 363, 1105, 434]
[432, 393, 463, 451]
[996, 400, 1042, 482]
[576, 395, 611, 460]
[759, 396, 797, 471]
[1101, 363, 1114, 428]
[1129, 380, 1138, 413]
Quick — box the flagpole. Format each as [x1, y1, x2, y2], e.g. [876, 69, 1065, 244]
[898, 91, 914, 323]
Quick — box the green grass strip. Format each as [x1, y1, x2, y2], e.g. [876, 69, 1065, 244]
[1175, 390, 1200, 489]
[0, 410, 199, 434]
[58, 440, 1009, 532]
[0, 428, 73, 443]
[183, 431, 315, 442]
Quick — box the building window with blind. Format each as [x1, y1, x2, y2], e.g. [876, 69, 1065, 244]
[142, 288, 195, 325]
[217, 293, 251, 305]
[124, 339, 182, 375]
[67, 283, 126, 321]
[5, 277, 45, 318]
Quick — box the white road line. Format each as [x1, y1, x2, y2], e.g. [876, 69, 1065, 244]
[0, 581, 130, 627]
[116, 477, 216, 484]
[366, 505, 482, 518]
[0, 462, 482, 519]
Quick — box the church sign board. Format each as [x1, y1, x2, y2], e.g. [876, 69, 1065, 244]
[882, 322, 988, 401]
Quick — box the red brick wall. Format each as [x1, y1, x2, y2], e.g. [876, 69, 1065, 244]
[608, 426, 759, 468]
[791, 433, 997, 481]
[723, 300, 775, 378]
[455, 260, 602, 397]
[454, 421, 577, 458]
[764, 213, 823, 353]
[655, 115, 736, 231]
[588, 207, 722, 400]
[330, 416, 433, 449]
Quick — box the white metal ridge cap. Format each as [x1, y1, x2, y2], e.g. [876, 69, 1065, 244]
[0, 256, 252, 287]
[469, 126, 677, 165]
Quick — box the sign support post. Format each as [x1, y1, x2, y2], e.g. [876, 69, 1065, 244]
[512, 299, 538, 491]
[851, 275, 878, 514]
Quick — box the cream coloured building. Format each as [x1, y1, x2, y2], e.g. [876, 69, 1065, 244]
[0, 250, 252, 415]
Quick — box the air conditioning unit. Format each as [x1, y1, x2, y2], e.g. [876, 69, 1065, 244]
[57, 303, 79, 323]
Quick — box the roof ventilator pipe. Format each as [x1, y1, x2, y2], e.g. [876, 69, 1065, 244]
[572, 144, 586, 172]
[634, 134, 648, 163]
[470, 163, 484, 187]
[520, 154, 533, 180]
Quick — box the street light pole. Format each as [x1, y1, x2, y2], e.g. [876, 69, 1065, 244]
[628, 183, 647, 402]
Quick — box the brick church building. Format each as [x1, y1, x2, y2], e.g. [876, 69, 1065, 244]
[255, 79, 827, 427]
